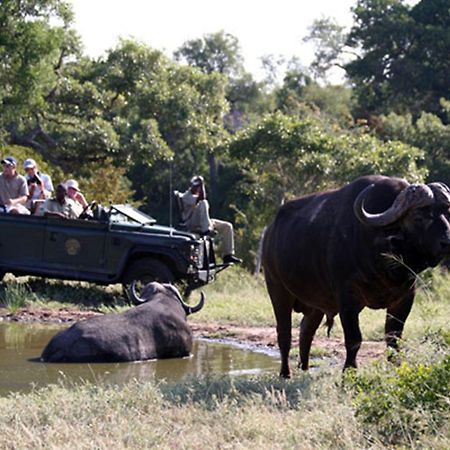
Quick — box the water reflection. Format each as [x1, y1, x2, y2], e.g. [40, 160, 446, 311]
[0, 322, 279, 396]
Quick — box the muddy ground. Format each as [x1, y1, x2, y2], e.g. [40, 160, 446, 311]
[0, 305, 386, 366]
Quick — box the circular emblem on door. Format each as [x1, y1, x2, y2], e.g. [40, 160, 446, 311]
[65, 238, 81, 256]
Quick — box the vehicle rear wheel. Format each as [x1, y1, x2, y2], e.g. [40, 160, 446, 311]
[123, 258, 175, 305]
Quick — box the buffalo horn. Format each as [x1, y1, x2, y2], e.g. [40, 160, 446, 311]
[428, 182, 450, 206]
[180, 292, 205, 316]
[130, 280, 146, 303]
[354, 183, 435, 227]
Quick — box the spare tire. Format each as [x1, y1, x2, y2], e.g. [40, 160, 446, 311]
[122, 258, 174, 305]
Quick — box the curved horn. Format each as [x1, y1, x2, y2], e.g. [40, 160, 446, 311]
[354, 183, 434, 227]
[428, 182, 450, 206]
[130, 280, 146, 303]
[181, 292, 205, 316]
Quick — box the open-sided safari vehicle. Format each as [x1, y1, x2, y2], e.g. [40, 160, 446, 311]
[0, 204, 230, 304]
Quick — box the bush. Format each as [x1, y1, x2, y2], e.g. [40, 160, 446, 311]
[347, 356, 450, 443]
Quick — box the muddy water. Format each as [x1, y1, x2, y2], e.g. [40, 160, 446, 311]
[0, 322, 279, 396]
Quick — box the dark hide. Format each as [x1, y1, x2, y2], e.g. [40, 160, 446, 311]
[41, 282, 204, 363]
[263, 175, 450, 377]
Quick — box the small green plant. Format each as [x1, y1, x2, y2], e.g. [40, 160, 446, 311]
[346, 355, 450, 444]
[0, 282, 33, 314]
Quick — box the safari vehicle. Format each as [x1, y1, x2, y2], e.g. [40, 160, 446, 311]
[0, 204, 228, 304]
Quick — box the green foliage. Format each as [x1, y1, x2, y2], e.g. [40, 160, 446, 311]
[0, 282, 32, 313]
[227, 112, 426, 266]
[377, 106, 450, 182]
[345, 0, 450, 116]
[76, 159, 137, 206]
[0, 0, 80, 126]
[347, 356, 450, 442]
[303, 17, 347, 81]
[174, 30, 244, 77]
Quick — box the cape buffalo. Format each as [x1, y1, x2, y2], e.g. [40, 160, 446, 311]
[263, 175, 450, 377]
[41, 282, 205, 363]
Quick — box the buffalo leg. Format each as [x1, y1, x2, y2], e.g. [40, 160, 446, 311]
[275, 306, 293, 378]
[265, 276, 294, 378]
[299, 309, 324, 370]
[385, 294, 414, 354]
[339, 304, 362, 369]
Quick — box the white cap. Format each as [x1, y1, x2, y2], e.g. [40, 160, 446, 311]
[23, 158, 37, 169]
[65, 179, 80, 191]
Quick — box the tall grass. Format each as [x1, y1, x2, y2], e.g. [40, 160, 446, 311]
[0, 281, 32, 314]
[0, 350, 448, 449]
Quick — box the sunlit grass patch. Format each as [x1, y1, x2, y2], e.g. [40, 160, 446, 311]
[0, 281, 34, 314]
[192, 267, 274, 326]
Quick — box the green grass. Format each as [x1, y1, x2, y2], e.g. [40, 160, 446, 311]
[0, 267, 449, 448]
[0, 281, 33, 314]
[191, 267, 274, 326]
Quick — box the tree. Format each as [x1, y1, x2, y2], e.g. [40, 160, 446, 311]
[345, 0, 450, 117]
[227, 112, 426, 266]
[303, 17, 348, 81]
[376, 101, 450, 183]
[174, 31, 244, 78]
[0, 0, 81, 143]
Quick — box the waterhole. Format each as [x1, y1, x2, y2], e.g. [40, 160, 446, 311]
[0, 322, 279, 396]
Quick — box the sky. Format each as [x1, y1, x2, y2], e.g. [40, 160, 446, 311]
[69, 0, 357, 82]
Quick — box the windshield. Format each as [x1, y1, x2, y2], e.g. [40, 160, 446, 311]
[109, 205, 156, 225]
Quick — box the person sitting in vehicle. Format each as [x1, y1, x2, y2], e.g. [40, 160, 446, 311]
[180, 175, 242, 264]
[37, 184, 78, 219]
[65, 179, 89, 217]
[23, 158, 54, 213]
[0, 156, 30, 215]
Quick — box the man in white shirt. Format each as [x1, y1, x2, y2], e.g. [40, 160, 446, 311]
[23, 158, 54, 212]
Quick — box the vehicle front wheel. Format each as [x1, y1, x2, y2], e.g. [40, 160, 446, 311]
[122, 258, 175, 305]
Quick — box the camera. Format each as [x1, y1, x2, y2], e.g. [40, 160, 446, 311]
[27, 174, 42, 185]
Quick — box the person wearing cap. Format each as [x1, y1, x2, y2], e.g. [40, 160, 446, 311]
[23, 158, 54, 213]
[37, 184, 78, 219]
[0, 156, 30, 215]
[180, 175, 242, 264]
[65, 179, 89, 217]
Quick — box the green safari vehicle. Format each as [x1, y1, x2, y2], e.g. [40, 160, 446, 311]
[0, 204, 227, 303]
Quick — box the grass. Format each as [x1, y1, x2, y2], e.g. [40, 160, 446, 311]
[0, 267, 449, 448]
[191, 267, 274, 326]
[0, 281, 33, 314]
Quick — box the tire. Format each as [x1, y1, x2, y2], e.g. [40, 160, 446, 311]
[122, 258, 175, 305]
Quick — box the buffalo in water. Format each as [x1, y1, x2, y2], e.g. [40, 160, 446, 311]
[263, 175, 450, 377]
[41, 282, 204, 363]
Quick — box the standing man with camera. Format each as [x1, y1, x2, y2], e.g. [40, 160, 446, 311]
[23, 158, 54, 212]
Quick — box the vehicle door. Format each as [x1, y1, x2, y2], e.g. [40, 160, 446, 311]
[0, 214, 46, 269]
[42, 218, 108, 275]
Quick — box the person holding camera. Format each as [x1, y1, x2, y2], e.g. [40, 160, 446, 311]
[180, 175, 241, 264]
[24, 158, 53, 213]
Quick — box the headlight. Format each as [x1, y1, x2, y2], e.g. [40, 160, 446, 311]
[189, 243, 204, 267]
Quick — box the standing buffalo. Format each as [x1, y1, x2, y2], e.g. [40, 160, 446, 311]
[263, 175, 450, 377]
[41, 282, 205, 363]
